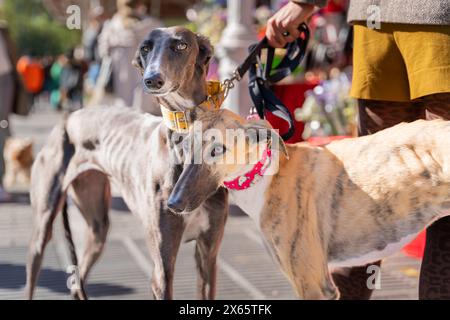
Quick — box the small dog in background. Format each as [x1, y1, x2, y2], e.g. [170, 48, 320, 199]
[3, 137, 34, 188]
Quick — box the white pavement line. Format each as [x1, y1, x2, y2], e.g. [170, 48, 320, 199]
[244, 229, 264, 246]
[121, 236, 153, 279]
[244, 229, 282, 268]
[218, 257, 266, 300]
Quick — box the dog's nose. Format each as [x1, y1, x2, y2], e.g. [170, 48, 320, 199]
[167, 196, 185, 213]
[144, 73, 165, 90]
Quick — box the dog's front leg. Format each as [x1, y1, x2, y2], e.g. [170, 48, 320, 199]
[146, 201, 185, 300]
[277, 241, 338, 300]
[261, 214, 338, 300]
[292, 265, 339, 300]
[291, 244, 338, 300]
[195, 188, 228, 299]
[284, 243, 338, 300]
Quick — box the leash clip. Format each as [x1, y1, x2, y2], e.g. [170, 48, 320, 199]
[222, 70, 242, 99]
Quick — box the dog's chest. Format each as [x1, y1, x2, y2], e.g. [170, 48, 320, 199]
[182, 209, 210, 242]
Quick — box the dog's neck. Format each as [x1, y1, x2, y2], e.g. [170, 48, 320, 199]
[160, 81, 207, 153]
[158, 76, 207, 112]
[230, 174, 273, 226]
[226, 151, 280, 225]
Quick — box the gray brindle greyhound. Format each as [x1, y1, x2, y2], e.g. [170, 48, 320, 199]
[25, 27, 228, 300]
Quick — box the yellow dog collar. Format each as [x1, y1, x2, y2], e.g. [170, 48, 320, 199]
[160, 81, 225, 133]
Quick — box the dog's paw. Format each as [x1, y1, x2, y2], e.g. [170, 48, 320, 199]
[320, 275, 340, 300]
[300, 282, 340, 300]
[321, 285, 340, 300]
[327, 288, 340, 300]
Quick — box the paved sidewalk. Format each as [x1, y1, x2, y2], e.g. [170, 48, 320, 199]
[0, 108, 421, 300]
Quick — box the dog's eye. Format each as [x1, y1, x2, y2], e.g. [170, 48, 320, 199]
[211, 145, 226, 158]
[141, 44, 151, 54]
[175, 42, 188, 51]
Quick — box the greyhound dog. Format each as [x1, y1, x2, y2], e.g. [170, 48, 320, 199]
[168, 106, 450, 299]
[25, 27, 228, 300]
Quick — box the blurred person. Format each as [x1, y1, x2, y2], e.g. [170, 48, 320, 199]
[41, 56, 55, 94]
[97, 0, 161, 115]
[59, 48, 85, 111]
[48, 55, 67, 110]
[37, 56, 56, 106]
[16, 56, 44, 96]
[266, 0, 450, 299]
[83, 6, 106, 90]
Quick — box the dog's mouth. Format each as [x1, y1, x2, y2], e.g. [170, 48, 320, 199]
[167, 204, 192, 215]
[143, 84, 180, 96]
[144, 87, 168, 96]
[168, 207, 187, 215]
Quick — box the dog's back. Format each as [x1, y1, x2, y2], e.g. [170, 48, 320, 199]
[65, 106, 161, 148]
[325, 119, 450, 186]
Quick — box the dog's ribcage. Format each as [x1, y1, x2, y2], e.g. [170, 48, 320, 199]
[65, 106, 209, 236]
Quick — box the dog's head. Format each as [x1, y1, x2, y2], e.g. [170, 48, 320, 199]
[167, 107, 288, 214]
[133, 26, 213, 96]
[4, 137, 34, 167]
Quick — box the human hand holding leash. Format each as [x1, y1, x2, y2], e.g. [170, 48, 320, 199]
[266, 1, 315, 48]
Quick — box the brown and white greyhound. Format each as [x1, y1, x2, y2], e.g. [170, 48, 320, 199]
[25, 27, 228, 300]
[168, 106, 450, 299]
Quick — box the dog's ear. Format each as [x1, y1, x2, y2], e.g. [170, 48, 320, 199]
[195, 34, 214, 68]
[132, 48, 145, 75]
[244, 120, 289, 158]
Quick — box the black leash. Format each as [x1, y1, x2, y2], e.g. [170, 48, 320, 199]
[226, 23, 310, 141]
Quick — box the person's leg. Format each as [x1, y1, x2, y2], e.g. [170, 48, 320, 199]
[357, 99, 425, 135]
[331, 98, 425, 299]
[420, 93, 450, 120]
[417, 93, 450, 299]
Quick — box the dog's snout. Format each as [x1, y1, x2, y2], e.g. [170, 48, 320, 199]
[144, 73, 165, 90]
[167, 196, 185, 213]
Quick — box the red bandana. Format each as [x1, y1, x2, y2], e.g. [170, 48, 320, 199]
[223, 148, 272, 190]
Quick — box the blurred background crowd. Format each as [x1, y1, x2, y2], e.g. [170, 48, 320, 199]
[0, 0, 355, 198]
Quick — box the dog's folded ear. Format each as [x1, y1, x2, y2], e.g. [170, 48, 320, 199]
[132, 47, 145, 75]
[195, 34, 214, 68]
[244, 120, 289, 158]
